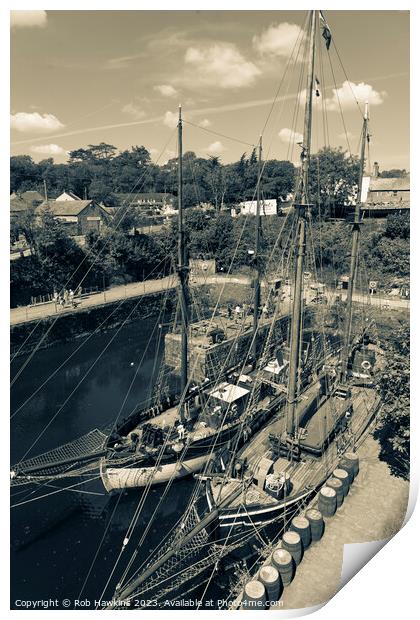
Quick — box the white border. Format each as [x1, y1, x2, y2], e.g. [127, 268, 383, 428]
[2, 3, 417, 620]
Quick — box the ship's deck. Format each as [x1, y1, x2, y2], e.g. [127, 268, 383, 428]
[299, 395, 345, 452]
[240, 381, 322, 465]
[167, 306, 290, 352]
[210, 385, 379, 510]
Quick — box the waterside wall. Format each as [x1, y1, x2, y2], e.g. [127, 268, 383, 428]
[10, 291, 176, 358]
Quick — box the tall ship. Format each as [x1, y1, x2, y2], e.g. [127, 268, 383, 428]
[10, 109, 330, 493]
[109, 10, 382, 606]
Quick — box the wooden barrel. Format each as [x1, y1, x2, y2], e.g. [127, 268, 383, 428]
[338, 457, 354, 483]
[305, 508, 324, 541]
[243, 580, 266, 609]
[290, 515, 311, 549]
[326, 477, 344, 508]
[271, 547, 294, 586]
[318, 486, 337, 517]
[343, 451, 359, 478]
[258, 565, 280, 603]
[282, 530, 303, 566]
[333, 468, 350, 496]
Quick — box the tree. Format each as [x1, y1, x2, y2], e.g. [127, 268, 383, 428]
[111, 146, 154, 193]
[385, 211, 410, 240]
[262, 160, 295, 201]
[311, 221, 351, 279]
[10, 212, 102, 306]
[368, 237, 409, 280]
[308, 147, 360, 219]
[374, 322, 409, 481]
[10, 155, 40, 192]
[87, 142, 117, 160]
[205, 157, 225, 210]
[14, 209, 38, 255]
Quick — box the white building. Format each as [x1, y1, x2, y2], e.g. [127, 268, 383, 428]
[231, 199, 277, 217]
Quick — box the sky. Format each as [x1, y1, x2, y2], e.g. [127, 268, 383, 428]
[10, 10, 410, 171]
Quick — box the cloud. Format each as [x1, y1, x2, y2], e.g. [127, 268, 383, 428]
[121, 102, 146, 120]
[205, 141, 226, 155]
[278, 127, 303, 144]
[104, 53, 144, 70]
[11, 112, 64, 133]
[198, 119, 211, 128]
[325, 81, 386, 111]
[253, 22, 306, 58]
[11, 11, 47, 29]
[30, 144, 67, 156]
[184, 43, 260, 89]
[163, 110, 178, 129]
[338, 131, 355, 141]
[154, 84, 178, 98]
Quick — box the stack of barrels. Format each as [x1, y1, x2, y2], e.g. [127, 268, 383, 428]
[241, 508, 325, 608]
[318, 451, 359, 518]
[241, 451, 360, 609]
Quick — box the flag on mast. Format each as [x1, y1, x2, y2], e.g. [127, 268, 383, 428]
[320, 11, 332, 50]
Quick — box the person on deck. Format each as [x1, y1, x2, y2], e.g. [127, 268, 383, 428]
[177, 424, 185, 440]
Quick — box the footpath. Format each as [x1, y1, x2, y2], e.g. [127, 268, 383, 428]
[279, 435, 409, 610]
[10, 274, 409, 327]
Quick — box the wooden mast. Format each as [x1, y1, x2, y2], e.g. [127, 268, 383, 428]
[340, 102, 369, 382]
[251, 135, 263, 363]
[285, 10, 316, 439]
[177, 105, 189, 422]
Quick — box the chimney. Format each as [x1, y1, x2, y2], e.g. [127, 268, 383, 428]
[372, 162, 380, 179]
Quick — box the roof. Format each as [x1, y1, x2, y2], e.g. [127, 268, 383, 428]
[10, 190, 44, 204]
[209, 382, 250, 404]
[10, 197, 30, 213]
[56, 191, 81, 201]
[37, 199, 94, 216]
[101, 205, 118, 216]
[369, 177, 410, 192]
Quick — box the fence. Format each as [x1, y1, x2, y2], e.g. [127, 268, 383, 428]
[29, 285, 100, 307]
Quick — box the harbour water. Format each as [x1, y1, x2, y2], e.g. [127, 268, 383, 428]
[10, 319, 199, 609]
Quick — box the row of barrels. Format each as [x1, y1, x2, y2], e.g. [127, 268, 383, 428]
[240, 451, 360, 609]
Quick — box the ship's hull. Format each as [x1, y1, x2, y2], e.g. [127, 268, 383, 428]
[100, 391, 286, 491]
[206, 385, 380, 539]
[206, 482, 315, 530]
[101, 453, 213, 491]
